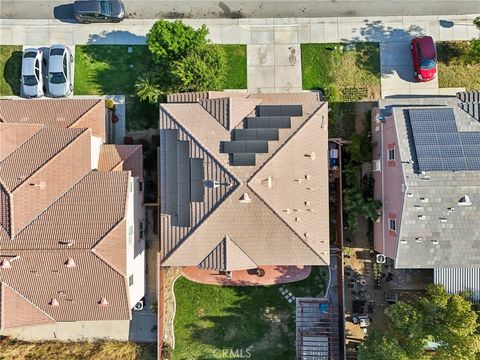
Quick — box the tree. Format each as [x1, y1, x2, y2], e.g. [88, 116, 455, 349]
[474, 16, 480, 31]
[134, 71, 162, 104]
[146, 20, 209, 66]
[358, 330, 410, 360]
[359, 285, 480, 360]
[171, 45, 227, 92]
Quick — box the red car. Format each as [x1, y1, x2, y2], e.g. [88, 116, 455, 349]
[410, 36, 437, 82]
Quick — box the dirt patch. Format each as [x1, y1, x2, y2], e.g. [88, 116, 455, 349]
[162, 268, 184, 348]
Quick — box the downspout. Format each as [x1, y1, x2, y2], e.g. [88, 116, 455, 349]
[381, 120, 386, 254]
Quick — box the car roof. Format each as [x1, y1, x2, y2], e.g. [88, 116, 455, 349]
[416, 36, 436, 58]
[22, 58, 36, 76]
[49, 53, 64, 72]
[74, 0, 102, 13]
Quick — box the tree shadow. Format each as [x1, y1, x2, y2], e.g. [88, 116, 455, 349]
[2, 51, 22, 96]
[348, 20, 427, 83]
[53, 4, 76, 23]
[87, 30, 146, 45]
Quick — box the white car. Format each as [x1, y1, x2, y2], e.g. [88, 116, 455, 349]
[48, 45, 73, 97]
[21, 48, 45, 98]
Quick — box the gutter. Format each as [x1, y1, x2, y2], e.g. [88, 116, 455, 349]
[381, 120, 385, 254]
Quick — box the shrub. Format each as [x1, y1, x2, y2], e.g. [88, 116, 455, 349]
[322, 83, 341, 102]
[134, 71, 162, 104]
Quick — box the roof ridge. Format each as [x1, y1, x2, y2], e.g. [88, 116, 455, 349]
[225, 235, 257, 268]
[91, 219, 127, 277]
[68, 99, 103, 127]
[199, 97, 231, 130]
[0, 127, 88, 192]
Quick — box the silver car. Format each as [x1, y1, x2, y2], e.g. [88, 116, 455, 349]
[48, 45, 73, 97]
[21, 48, 45, 98]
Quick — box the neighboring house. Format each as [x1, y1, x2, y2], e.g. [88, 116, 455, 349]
[372, 91, 480, 301]
[159, 91, 330, 273]
[0, 98, 144, 340]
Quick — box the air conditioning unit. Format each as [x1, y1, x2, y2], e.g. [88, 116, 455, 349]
[372, 159, 381, 172]
[376, 254, 386, 264]
[133, 300, 144, 311]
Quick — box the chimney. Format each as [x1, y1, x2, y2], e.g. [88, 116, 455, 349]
[65, 258, 76, 268]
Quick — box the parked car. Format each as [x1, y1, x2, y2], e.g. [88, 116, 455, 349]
[410, 36, 437, 82]
[21, 48, 45, 98]
[73, 0, 125, 23]
[48, 45, 73, 97]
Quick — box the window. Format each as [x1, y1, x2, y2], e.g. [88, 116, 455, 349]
[388, 213, 397, 236]
[388, 148, 395, 161]
[389, 219, 396, 231]
[129, 274, 134, 286]
[138, 180, 143, 192]
[387, 143, 396, 167]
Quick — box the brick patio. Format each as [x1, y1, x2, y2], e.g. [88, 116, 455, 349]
[181, 265, 311, 286]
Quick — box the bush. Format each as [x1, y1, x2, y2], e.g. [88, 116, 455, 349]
[171, 45, 227, 92]
[349, 133, 372, 163]
[134, 71, 162, 104]
[322, 83, 341, 102]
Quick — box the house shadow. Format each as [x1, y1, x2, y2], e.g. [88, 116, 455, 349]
[53, 4, 77, 23]
[346, 20, 427, 83]
[1, 50, 22, 96]
[87, 30, 147, 45]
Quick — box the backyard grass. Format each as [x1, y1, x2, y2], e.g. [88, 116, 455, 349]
[220, 44, 247, 89]
[301, 43, 381, 101]
[0, 45, 22, 96]
[0, 339, 156, 360]
[437, 41, 480, 90]
[173, 267, 328, 360]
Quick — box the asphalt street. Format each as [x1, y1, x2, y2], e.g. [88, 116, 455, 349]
[0, 0, 479, 20]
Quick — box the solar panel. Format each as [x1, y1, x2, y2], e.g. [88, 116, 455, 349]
[246, 116, 291, 129]
[256, 104, 303, 117]
[232, 153, 256, 166]
[190, 158, 204, 202]
[234, 129, 279, 141]
[222, 141, 268, 153]
[408, 108, 480, 172]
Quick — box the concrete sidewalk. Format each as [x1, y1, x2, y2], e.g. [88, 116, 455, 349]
[1, 15, 479, 95]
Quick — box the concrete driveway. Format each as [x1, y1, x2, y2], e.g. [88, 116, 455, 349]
[380, 40, 439, 97]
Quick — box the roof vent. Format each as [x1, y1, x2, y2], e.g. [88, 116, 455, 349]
[416, 237, 423, 243]
[294, 178, 303, 183]
[0, 259, 11, 269]
[64, 258, 76, 268]
[418, 215, 426, 220]
[283, 209, 291, 214]
[305, 174, 311, 180]
[305, 152, 316, 160]
[98, 297, 109, 306]
[414, 205, 423, 211]
[439, 218, 447, 223]
[305, 201, 311, 206]
[306, 187, 314, 191]
[304, 233, 310, 238]
[59, 240, 74, 247]
[448, 207, 455, 213]
[420, 197, 429, 203]
[262, 176, 273, 188]
[406, 193, 414, 198]
[432, 240, 439, 245]
[295, 217, 301, 222]
[49, 298, 59, 306]
[458, 195, 472, 206]
[239, 193, 251, 203]
[400, 239, 408, 244]
[29, 182, 46, 190]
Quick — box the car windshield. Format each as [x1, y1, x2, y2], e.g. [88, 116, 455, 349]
[23, 75, 38, 86]
[100, 1, 111, 15]
[49, 72, 66, 84]
[50, 48, 64, 56]
[23, 52, 36, 59]
[420, 58, 436, 70]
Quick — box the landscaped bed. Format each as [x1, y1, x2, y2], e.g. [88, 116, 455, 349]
[301, 42, 381, 101]
[437, 41, 480, 90]
[74, 44, 247, 131]
[172, 267, 327, 360]
[0, 45, 22, 96]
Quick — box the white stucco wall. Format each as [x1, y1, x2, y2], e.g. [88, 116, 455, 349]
[90, 135, 102, 169]
[125, 176, 145, 308]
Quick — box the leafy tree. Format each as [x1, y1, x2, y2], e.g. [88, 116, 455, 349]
[134, 71, 162, 104]
[358, 330, 409, 360]
[171, 45, 227, 92]
[343, 187, 381, 231]
[359, 285, 480, 360]
[474, 16, 480, 31]
[349, 133, 372, 163]
[146, 20, 209, 66]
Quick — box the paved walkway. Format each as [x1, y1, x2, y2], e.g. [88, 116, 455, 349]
[182, 265, 311, 286]
[1, 15, 479, 95]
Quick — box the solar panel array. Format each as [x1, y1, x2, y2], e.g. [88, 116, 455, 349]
[408, 108, 480, 172]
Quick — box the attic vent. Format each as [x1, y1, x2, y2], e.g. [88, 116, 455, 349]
[407, 193, 414, 198]
[418, 215, 426, 220]
[98, 297, 109, 306]
[239, 193, 251, 203]
[305, 201, 311, 206]
[29, 182, 46, 190]
[305, 174, 311, 180]
[65, 258, 76, 268]
[414, 205, 423, 211]
[458, 195, 472, 206]
[415, 237, 423, 243]
[295, 217, 301, 222]
[306, 208, 314, 212]
[294, 178, 303, 183]
[262, 176, 273, 188]
[283, 209, 291, 213]
[420, 197, 429, 203]
[306, 187, 314, 191]
[439, 218, 447, 223]
[448, 207, 455, 213]
[305, 152, 316, 160]
[432, 240, 439, 245]
[59, 240, 74, 247]
[49, 298, 59, 306]
[0, 259, 11, 269]
[400, 239, 408, 244]
[304, 233, 310, 238]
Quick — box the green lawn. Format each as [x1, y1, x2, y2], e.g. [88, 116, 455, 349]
[220, 44, 247, 89]
[173, 267, 327, 360]
[301, 43, 381, 101]
[437, 41, 480, 90]
[0, 45, 22, 96]
[74, 45, 158, 131]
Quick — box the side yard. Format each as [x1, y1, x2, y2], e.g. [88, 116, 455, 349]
[0, 45, 22, 96]
[172, 267, 328, 360]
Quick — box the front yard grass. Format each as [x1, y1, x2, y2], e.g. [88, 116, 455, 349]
[301, 42, 381, 101]
[173, 267, 327, 360]
[220, 44, 247, 89]
[0, 45, 22, 96]
[437, 41, 480, 90]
